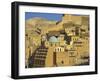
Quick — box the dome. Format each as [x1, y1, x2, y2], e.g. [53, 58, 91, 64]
[49, 36, 59, 43]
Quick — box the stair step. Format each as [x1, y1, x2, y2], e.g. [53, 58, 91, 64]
[36, 51, 47, 54]
[31, 45, 48, 67]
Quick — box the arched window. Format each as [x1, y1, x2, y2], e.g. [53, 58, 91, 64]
[60, 48, 61, 52]
[58, 48, 60, 52]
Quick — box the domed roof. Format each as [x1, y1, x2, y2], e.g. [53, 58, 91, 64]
[49, 36, 59, 43]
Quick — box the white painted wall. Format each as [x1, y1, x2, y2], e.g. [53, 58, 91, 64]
[0, 0, 99, 81]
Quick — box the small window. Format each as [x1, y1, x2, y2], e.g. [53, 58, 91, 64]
[60, 48, 61, 52]
[51, 43, 53, 46]
[61, 61, 64, 64]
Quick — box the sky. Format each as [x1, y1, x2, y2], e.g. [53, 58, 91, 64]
[25, 12, 63, 21]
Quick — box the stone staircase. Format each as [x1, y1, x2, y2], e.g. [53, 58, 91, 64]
[31, 46, 48, 67]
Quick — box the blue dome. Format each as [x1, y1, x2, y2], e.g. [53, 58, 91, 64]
[49, 36, 59, 43]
